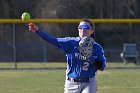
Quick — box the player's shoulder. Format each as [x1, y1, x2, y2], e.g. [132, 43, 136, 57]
[57, 37, 80, 42]
[94, 42, 103, 49]
[65, 37, 80, 40]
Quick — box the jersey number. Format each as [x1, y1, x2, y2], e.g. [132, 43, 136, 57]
[82, 62, 89, 71]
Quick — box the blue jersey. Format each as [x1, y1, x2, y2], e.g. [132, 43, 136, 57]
[36, 30, 106, 79]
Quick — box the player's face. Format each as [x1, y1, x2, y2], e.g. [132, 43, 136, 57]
[78, 22, 93, 38]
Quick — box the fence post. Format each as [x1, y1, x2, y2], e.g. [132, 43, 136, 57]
[43, 43, 47, 62]
[13, 23, 17, 69]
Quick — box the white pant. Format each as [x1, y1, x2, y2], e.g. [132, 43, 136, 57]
[64, 77, 96, 93]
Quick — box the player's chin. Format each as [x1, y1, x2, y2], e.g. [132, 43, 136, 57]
[82, 35, 90, 38]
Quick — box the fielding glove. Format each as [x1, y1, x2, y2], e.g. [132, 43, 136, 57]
[78, 36, 94, 60]
[93, 60, 103, 69]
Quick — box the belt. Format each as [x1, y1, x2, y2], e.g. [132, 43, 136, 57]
[68, 77, 91, 82]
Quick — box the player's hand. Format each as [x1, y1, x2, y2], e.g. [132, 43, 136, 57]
[28, 23, 38, 33]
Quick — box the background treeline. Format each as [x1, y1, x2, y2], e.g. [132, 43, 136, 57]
[0, 0, 140, 62]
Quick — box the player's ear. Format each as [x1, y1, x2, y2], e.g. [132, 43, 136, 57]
[91, 31, 93, 34]
[90, 33, 95, 39]
[90, 28, 94, 34]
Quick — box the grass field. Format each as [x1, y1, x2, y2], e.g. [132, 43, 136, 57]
[0, 62, 140, 69]
[0, 62, 139, 93]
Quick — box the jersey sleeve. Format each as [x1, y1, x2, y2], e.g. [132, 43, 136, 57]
[57, 38, 74, 53]
[35, 29, 60, 48]
[35, 29, 73, 53]
[94, 44, 106, 71]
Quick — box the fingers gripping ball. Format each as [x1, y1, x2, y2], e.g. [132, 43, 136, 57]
[21, 12, 30, 21]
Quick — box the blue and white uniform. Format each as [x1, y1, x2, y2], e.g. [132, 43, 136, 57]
[35, 29, 106, 93]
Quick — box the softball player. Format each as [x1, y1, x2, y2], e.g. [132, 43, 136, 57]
[28, 19, 106, 93]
